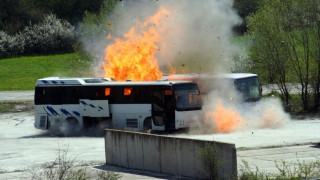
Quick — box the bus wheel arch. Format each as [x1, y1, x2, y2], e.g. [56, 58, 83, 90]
[143, 117, 152, 132]
[66, 117, 80, 132]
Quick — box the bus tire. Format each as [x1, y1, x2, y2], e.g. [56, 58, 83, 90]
[66, 117, 80, 134]
[143, 118, 152, 132]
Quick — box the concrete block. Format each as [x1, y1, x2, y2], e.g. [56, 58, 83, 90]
[127, 133, 144, 169]
[160, 137, 177, 174]
[142, 134, 160, 172]
[104, 129, 236, 179]
[176, 138, 196, 177]
[215, 142, 237, 179]
[104, 130, 114, 165]
[111, 131, 121, 167]
[119, 131, 128, 168]
[193, 140, 209, 178]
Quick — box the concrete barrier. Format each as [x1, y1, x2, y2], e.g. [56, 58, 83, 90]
[105, 129, 237, 179]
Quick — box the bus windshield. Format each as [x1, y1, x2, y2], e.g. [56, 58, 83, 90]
[173, 84, 201, 111]
[234, 76, 261, 102]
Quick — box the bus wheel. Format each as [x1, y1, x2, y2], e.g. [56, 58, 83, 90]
[143, 118, 152, 133]
[66, 117, 80, 134]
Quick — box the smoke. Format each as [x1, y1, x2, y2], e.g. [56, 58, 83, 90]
[155, 0, 242, 73]
[81, 0, 242, 76]
[48, 117, 109, 137]
[193, 83, 291, 134]
[79, 0, 290, 134]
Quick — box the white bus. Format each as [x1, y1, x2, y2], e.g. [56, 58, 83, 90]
[162, 73, 262, 102]
[34, 77, 202, 134]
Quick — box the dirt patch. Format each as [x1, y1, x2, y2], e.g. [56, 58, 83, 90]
[0, 101, 33, 113]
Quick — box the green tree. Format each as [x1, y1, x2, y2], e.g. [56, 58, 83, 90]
[0, 0, 44, 34]
[37, 0, 104, 25]
[246, 0, 291, 105]
[233, 0, 259, 35]
[247, 0, 320, 112]
[0, 0, 104, 35]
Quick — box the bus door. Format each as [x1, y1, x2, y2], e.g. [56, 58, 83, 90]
[152, 88, 175, 130]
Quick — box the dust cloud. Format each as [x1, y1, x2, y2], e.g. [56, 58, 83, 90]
[80, 0, 290, 134]
[193, 84, 290, 134]
[80, 0, 242, 76]
[48, 117, 107, 137]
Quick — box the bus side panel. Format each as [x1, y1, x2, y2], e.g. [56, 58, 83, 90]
[35, 104, 82, 129]
[175, 110, 202, 129]
[40, 105, 62, 129]
[110, 104, 151, 131]
[79, 99, 110, 117]
[34, 105, 48, 129]
[60, 104, 82, 127]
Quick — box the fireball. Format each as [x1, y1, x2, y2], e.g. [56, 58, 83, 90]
[103, 7, 170, 81]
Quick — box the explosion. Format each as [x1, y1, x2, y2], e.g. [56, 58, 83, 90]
[204, 101, 245, 133]
[103, 7, 170, 81]
[202, 97, 289, 134]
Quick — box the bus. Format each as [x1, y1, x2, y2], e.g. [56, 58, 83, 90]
[162, 73, 262, 102]
[34, 77, 202, 134]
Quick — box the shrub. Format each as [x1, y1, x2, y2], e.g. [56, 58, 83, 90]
[29, 146, 122, 180]
[0, 14, 76, 59]
[22, 14, 76, 55]
[0, 31, 24, 58]
[239, 159, 320, 180]
[198, 145, 222, 180]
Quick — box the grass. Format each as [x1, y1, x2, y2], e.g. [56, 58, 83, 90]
[263, 91, 305, 114]
[0, 53, 94, 91]
[239, 159, 320, 180]
[0, 100, 33, 113]
[0, 102, 15, 112]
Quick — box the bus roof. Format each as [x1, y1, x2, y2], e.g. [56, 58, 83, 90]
[35, 77, 194, 86]
[162, 73, 258, 80]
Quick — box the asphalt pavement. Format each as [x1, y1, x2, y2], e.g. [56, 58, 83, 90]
[1, 90, 320, 179]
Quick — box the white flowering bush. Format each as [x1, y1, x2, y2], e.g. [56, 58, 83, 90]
[0, 31, 24, 58]
[22, 14, 75, 54]
[0, 14, 75, 58]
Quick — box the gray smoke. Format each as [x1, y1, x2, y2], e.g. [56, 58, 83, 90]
[81, 0, 242, 76]
[186, 77, 290, 135]
[80, 0, 291, 135]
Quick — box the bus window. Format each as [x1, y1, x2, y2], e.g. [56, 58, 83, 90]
[164, 90, 174, 110]
[164, 89, 172, 95]
[173, 84, 201, 111]
[188, 93, 200, 105]
[234, 77, 261, 101]
[95, 87, 108, 99]
[152, 90, 164, 126]
[105, 88, 111, 96]
[64, 87, 80, 104]
[139, 86, 152, 103]
[124, 87, 132, 96]
[114, 86, 143, 103]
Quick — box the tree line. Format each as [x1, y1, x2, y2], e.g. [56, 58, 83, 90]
[0, 0, 117, 58]
[0, 0, 257, 35]
[0, 0, 104, 35]
[245, 0, 320, 112]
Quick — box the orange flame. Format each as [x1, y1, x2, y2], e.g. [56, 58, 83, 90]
[167, 63, 187, 75]
[103, 7, 170, 81]
[124, 87, 132, 96]
[168, 62, 176, 75]
[205, 103, 245, 133]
